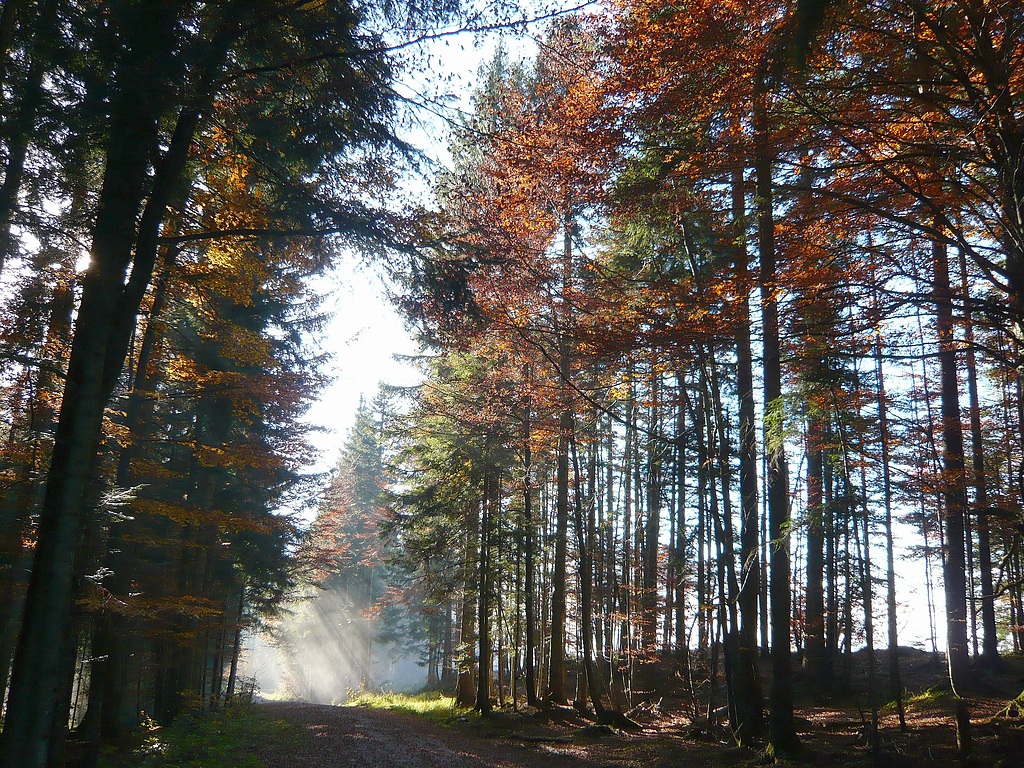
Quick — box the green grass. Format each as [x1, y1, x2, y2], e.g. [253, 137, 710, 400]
[99, 704, 304, 768]
[904, 685, 953, 709]
[343, 690, 474, 723]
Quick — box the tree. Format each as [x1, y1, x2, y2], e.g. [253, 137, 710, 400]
[0, 1, 421, 763]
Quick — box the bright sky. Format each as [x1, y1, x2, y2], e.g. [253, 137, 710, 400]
[301, 21, 517, 469]
[302, 260, 420, 472]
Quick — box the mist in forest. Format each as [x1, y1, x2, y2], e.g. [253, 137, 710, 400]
[240, 588, 425, 703]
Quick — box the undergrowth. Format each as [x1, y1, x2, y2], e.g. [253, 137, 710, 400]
[99, 704, 304, 768]
[343, 690, 473, 723]
[905, 685, 953, 709]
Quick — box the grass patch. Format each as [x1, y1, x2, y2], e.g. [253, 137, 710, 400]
[344, 690, 473, 723]
[99, 704, 304, 768]
[905, 685, 953, 709]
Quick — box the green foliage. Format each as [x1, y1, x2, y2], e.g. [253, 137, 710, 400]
[344, 690, 472, 723]
[99, 706, 305, 768]
[763, 395, 787, 461]
[904, 686, 953, 709]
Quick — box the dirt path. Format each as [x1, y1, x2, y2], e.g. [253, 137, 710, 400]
[253, 692, 1024, 768]
[254, 702, 593, 768]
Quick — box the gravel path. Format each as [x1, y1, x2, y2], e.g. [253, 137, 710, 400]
[255, 702, 586, 768]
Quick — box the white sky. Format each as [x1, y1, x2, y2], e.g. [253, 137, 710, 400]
[302, 259, 420, 471]
[301, 23, 518, 469]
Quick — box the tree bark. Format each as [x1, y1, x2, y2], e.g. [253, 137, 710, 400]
[547, 209, 574, 705]
[642, 366, 661, 653]
[707, 357, 763, 743]
[571, 432, 610, 719]
[523, 395, 539, 706]
[673, 379, 687, 663]
[754, 70, 799, 755]
[957, 248, 998, 667]
[456, 499, 479, 709]
[933, 234, 972, 695]
[732, 168, 761, 697]
[804, 420, 826, 685]
[477, 475, 492, 716]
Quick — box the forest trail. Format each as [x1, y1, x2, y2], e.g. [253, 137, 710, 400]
[254, 702, 591, 768]
[250, 681, 1024, 768]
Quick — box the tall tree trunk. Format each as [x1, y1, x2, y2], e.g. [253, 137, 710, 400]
[571, 432, 610, 719]
[874, 327, 906, 729]
[754, 71, 799, 755]
[547, 394, 571, 704]
[547, 209, 574, 705]
[692, 382, 707, 655]
[523, 394, 539, 706]
[477, 476, 492, 716]
[441, 599, 456, 691]
[622, 376, 635, 662]
[673, 379, 688, 663]
[957, 248, 999, 667]
[85, 251, 175, 742]
[909, 322, 942, 658]
[225, 588, 246, 701]
[456, 499, 479, 709]
[0, 250, 77, 728]
[0, 7, 184, 762]
[804, 418, 826, 685]
[708, 357, 763, 743]
[933, 234, 972, 695]
[854, 491, 879, 748]
[642, 366, 661, 653]
[731, 168, 762, 720]
[823, 433, 839, 685]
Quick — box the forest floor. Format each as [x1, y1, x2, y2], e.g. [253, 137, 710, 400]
[96, 650, 1024, 767]
[253, 650, 1024, 768]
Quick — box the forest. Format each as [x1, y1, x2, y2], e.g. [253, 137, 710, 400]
[1, 1, 1024, 767]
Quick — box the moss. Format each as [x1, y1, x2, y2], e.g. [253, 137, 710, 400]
[905, 686, 953, 709]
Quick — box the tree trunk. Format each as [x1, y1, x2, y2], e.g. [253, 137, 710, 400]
[87, 252, 175, 741]
[225, 588, 246, 701]
[441, 599, 456, 691]
[0, 7, 183, 763]
[547, 210, 574, 705]
[642, 366, 661, 653]
[571, 432, 610, 719]
[754, 71, 799, 755]
[854, 465, 879, 750]
[933, 234, 972, 695]
[621, 376, 635, 661]
[547, 401, 571, 705]
[477, 480, 492, 716]
[456, 500, 479, 709]
[957, 248, 998, 667]
[731, 168, 762, 714]
[707, 357, 762, 743]
[523, 396, 539, 706]
[874, 329, 906, 729]
[673, 379, 688, 663]
[804, 419, 826, 686]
